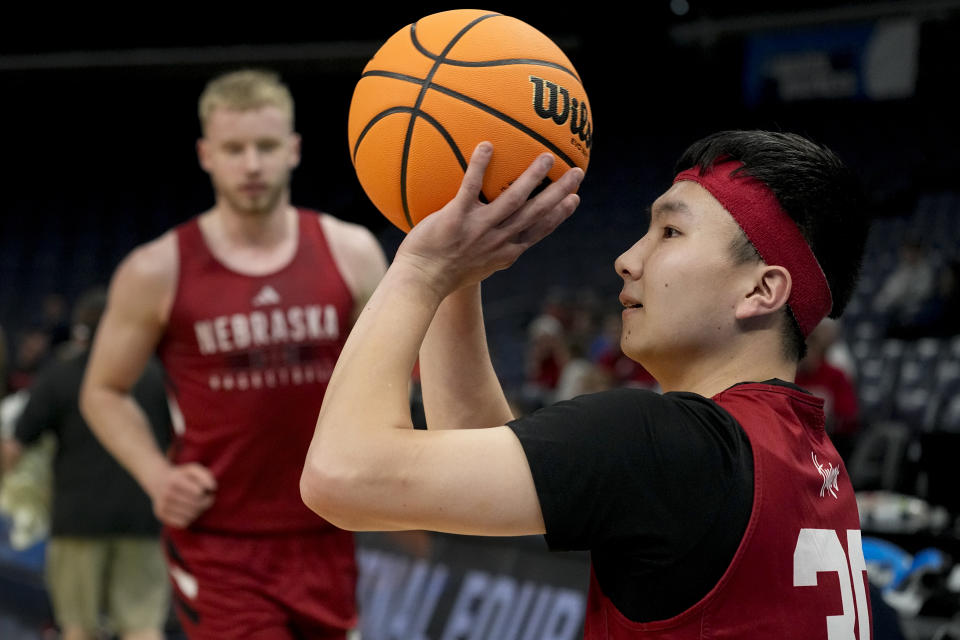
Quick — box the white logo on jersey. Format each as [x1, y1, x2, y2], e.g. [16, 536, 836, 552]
[812, 452, 840, 499]
[169, 565, 199, 600]
[252, 285, 281, 307]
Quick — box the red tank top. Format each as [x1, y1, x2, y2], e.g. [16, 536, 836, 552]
[158, 210, 354, 533]
[585, 383, 872, 639]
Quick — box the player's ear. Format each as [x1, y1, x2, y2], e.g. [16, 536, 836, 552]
[197, 137, 211, 172]
[735, 264, 791, 320]
[288, 133, 302, 169]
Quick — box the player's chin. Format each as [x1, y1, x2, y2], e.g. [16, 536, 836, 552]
[621, 339, 655, 368]
[229, 193, 279, 217]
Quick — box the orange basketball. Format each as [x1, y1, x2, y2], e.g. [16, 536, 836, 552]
[347, 9, 593, 232]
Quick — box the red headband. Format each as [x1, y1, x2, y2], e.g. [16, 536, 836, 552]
[673, 159, 832, 337]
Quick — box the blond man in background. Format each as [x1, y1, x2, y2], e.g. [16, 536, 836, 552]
[81, 69, 387, 639]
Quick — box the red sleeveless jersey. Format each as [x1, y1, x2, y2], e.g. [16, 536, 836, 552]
[158, 210, 354, 534]
[585, 383, 872, 639]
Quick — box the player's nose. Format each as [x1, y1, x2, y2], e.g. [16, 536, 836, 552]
[243, 146, 262, 172]
[615, 238, 646, 281]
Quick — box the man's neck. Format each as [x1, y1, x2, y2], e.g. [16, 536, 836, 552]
[650, 337, 797, 398]
[208, 200, 295, 248]
[198, 201, 300, 276]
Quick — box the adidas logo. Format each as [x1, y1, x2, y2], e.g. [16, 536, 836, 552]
[252, 285, 281, 307]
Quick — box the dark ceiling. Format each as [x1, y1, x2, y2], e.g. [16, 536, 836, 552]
[0, 2, 923, 56]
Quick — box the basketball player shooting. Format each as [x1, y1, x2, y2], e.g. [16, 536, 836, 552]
[302, 130, 874, 638]
[80, 69, 387, 639]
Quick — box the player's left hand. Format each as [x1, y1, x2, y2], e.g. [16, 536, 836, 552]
[395, 142, 582, 298]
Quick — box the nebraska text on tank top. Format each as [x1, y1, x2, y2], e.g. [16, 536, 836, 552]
[158, 210, 354, 534]
[585, 383, 872, 639]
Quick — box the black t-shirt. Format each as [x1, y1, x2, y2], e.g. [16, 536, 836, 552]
[507, 386, 756, 623]
[14, 349, 171, 536]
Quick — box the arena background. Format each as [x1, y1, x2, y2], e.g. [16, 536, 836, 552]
[3, 2, 960, 638]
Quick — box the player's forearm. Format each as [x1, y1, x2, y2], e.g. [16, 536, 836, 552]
[419, 284, 513, 429]
[80, 385, 170, 495]
[303, 263, 442, 520]
[316, 263, 438, 436]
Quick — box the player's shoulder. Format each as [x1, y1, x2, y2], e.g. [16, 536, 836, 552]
[563, 386, 677, 411]
[315, 211, 381, 248]
[313, 211, 389, 277]
[531, 386, 741, 439]
[118, 230, 178, 283]
[512, 387, 662, 431]
[108, 230, 180, 316]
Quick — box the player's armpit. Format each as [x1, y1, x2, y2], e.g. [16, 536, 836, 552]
[300, 424, 545, 536]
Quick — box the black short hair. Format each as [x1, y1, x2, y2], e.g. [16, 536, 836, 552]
[675, 130, 870, 361]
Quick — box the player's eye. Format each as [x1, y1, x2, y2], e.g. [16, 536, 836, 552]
[662, 226, 680, 239]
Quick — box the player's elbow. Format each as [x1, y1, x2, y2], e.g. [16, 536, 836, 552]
[301, 419, 410, 530]
[79, 379, 113, 433]
[299, 454, 366, 531]
[78, 378, 99, 426]
[299, 460, 332, 519]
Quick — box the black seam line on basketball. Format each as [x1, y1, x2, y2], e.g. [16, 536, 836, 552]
[408, 12, 500, 65]
[352, 107, 488, 209]
[361, 55, 580, 82]
[405, 12, 579, 81]
[409, 57, 580, 82]
[355, 107, 470, 183]
[399, 13, 500, 229]
[352, 106, 414, 163]
[360, 70, 579, 169]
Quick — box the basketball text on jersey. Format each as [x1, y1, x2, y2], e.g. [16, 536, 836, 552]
[193, 304, 339, 355]
[528, 75, 593, 154]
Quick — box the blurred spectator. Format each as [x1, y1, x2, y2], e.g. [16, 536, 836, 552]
[520, 313, 570, 410]
[589, 311, 623, 362]
[795, 319, 861, 462]
[887, 258, 960, 340]
[555, 340, 611, 402]
[1, 286, 172, 640]
[566, 288, 604, 353]
[595, 345, 660, 391]
[874, 237, 938, 338]
[823, 319, 858, 382]
[537, 287, 574, 333]
[6, 326, 52, 393]
[929, 259, 960, 336]
[0, 383, 53, 551]
[40, 292, 71, 351]
[590, 314, 659, 391]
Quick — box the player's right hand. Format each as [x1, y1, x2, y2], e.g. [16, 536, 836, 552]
[147, 462, 217, 528]
[395, 142, 582, 298]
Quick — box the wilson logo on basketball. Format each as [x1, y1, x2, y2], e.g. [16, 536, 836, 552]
[529, 76, 592, 152]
